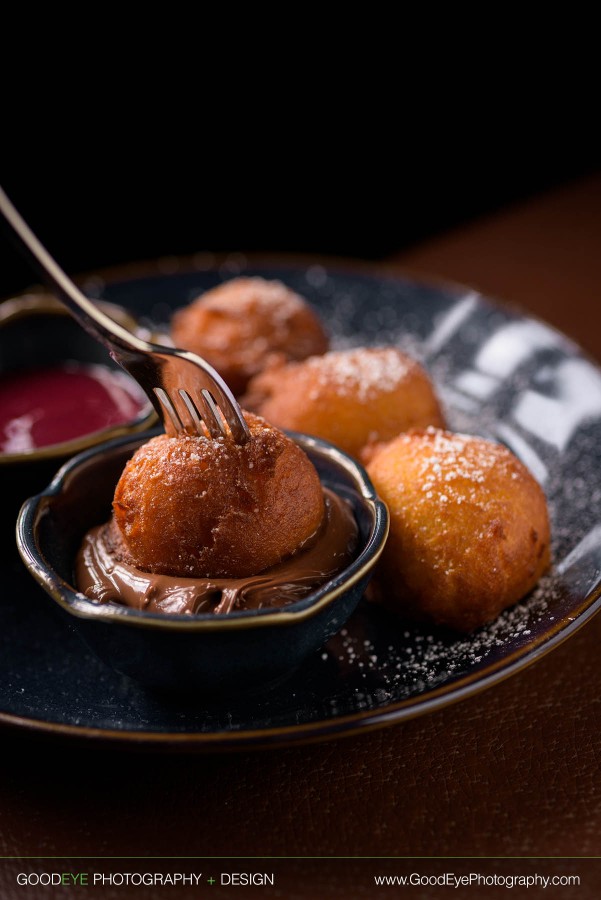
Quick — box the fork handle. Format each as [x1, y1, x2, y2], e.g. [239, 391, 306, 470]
[0, 185, 147, 359]
[0, 185, 252, 445]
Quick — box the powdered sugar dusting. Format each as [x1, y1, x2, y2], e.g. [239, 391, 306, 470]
[401, 426, 520, 513]
[201, 277, 308, 326]
[304, 347, 415, 403]
[321, 572, 561, 712]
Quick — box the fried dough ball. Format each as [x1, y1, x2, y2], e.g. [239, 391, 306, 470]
[242, 347, 445, 460]
[111, 412, 325, 579]
[367, 428, 551, 632]
[171, 277, 329, 395]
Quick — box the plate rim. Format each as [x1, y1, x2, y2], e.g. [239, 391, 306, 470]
[1, 581, 599, 751]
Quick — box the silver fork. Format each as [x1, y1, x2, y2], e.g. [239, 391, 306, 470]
[0, 186, 250, 444]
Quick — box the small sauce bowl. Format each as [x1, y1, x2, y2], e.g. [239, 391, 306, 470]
[16, 430, 388, 694]
[0, 293, 157, 535]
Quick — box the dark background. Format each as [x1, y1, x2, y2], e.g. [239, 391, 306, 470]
[1, 147, 599, 295]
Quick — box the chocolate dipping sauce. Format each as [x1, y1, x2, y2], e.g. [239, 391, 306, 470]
[76, 489, 358, 615]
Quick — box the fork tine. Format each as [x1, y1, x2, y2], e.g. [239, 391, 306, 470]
[207, 384, 252, 444]
[156, 384, 246, 443]
[179, 390, 226, 439]
[177, 390, 206, 436]
[200, 389, 229, 438]
[154, 388, 185, 436]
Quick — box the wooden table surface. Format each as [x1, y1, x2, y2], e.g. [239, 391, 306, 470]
[1, 175, 600, 897]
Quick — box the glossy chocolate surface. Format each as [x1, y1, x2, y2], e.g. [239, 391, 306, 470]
[76, 489, 358, 614]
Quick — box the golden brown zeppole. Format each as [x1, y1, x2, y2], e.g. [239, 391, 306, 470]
[242, 347, 445, 460]
[76, 413, 359, 616]
[110, 413, 325, 578]
[171, 277, 329, 395]
[366, 428, 551, 632]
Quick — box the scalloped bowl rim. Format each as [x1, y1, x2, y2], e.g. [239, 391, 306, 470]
[16, 429, 389, 632]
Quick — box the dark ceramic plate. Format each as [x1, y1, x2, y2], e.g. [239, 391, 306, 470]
[2, 262, 601, 750]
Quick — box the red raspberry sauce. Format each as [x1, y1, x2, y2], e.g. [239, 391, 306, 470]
[0, 363, 147, 452]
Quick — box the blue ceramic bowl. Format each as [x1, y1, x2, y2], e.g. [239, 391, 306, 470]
[16, 430, 388, 693]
